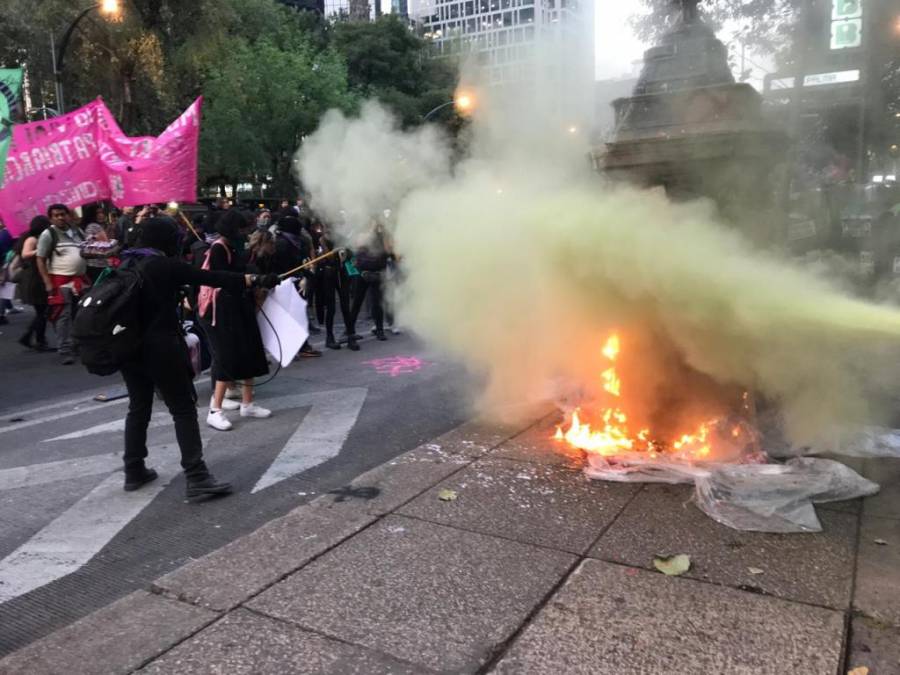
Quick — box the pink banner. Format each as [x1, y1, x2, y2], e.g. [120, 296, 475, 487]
[0, 97, 202, 236]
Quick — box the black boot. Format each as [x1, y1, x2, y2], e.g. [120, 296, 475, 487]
[326, 333, 341, 350]
[375, 329, 387, 341]
[124, 466, 159, 492]
[346, 335, 360, 351]
[186, 472, 233, 502]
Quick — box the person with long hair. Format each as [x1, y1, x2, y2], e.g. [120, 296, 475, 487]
[199, 209, 272, 431]
[15, 216, 53, 351]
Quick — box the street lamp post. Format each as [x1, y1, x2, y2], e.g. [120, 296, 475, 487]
[53, 0, 121, 114]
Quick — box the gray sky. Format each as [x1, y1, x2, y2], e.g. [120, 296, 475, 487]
[595, 0, 646, 80]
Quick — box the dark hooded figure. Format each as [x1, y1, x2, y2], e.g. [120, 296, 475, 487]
[272, 213, 323, 357]
[120, 217, 277, 499]
[198, 209, 272, 431]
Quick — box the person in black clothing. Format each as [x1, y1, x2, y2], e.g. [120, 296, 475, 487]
[273, 214, 321, 357]
[15, 216, 52, 351]
[120, 218, 277, 499]
[347, 221, 391, 347]
[199, 210, 272, 431]
[316, 232, 354, 350]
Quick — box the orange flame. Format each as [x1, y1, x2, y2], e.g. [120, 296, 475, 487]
[555, 332, 729, 462]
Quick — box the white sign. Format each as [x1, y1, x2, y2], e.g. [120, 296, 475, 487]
[258, 280, 309, 367]
[804, 69, 860, 87]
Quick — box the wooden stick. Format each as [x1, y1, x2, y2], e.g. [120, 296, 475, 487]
[177, 211, 202, 241]
[278, 248, 340, 279]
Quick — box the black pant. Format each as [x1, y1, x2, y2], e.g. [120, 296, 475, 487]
[22, 304, 48, 344]
[121, 355, 207, 479]
[317, 270, 353, 336]
[349, 273, 383, 333]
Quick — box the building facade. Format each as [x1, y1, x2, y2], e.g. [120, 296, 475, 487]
[410, 0, 592, 91]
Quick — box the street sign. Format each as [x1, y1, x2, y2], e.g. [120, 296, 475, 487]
[831, 0, 863, 50]
[804, 69, 860, 87]
[831, 19, 863, 49]
[832, 0, 862, 20]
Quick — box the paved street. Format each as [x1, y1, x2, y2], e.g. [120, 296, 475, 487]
[0, 311, 473, 656]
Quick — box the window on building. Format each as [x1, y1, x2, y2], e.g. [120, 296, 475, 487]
[519, 6, 534, 22]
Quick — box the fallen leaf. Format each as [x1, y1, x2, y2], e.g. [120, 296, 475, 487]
[847, 666, 869, 675]
[748, 567, 765, 575]
[437, 489, 458, 502]
[874, 539, 888, 546]
[653, 554, 691, 576]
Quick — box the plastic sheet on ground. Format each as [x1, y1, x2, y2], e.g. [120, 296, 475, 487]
[582, 428, 898, 533]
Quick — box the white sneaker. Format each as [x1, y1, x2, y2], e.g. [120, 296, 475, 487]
[225, 387, 241, 400]
[240, 402, 272, 419]
[214, 396, 240, 411]
[206, 409, 233, 431]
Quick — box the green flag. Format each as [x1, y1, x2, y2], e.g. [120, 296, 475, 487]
[0, 68, 23, 189]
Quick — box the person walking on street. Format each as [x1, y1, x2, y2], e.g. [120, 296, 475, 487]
[35, 204, 89, 365]
[0, 220, 14, 324]
[15, 216, 53, 351]
[198, 210, 273, 431]
[316, 232, 354, 350]
[119, 217, 278, 498]
[347, 220, 391, 347]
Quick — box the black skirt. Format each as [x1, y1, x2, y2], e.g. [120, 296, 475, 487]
[200, 290, 269, 382]
[17, 260, 47, 306]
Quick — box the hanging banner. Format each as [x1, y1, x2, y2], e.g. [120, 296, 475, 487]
[0, 97, 202, 236]
[0, 68, 24, 189]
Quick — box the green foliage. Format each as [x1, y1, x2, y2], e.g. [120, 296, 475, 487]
[332, 14, 458, 126]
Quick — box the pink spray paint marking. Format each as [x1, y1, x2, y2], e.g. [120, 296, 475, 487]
[363, 356, 428, 377]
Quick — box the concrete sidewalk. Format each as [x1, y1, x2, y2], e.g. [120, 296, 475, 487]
[2, 408, 898, 674]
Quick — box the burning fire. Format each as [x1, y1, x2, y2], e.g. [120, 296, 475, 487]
[555, 333, 743, 462]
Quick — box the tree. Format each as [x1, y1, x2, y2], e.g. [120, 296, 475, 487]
[200, 36, 354, 196]
[331, 14, 458, 127]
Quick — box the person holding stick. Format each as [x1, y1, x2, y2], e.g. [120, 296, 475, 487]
[198, 209, 272, 431]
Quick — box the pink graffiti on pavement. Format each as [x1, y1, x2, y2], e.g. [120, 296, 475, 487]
[363, 355, 428, 377]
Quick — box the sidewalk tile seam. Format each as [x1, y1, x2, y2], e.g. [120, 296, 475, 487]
[586, 548, 859, 616]
[237, 606, 441, 674]
[150, 513, 387, 612]
[849, 608, 900, 628]
[389, 510, 598, 558]
[475, 556, 584, 675]
[126, 609, 222, 675]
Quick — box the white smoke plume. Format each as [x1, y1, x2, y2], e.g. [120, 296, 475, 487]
[296, 89, 900, 450]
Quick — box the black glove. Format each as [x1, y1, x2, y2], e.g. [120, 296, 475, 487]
[253, 273, 279, 289]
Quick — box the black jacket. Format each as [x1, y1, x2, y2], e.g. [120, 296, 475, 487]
[136, 255, 244, 339]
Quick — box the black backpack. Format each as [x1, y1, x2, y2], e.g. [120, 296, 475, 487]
[72, 262, 145, 376]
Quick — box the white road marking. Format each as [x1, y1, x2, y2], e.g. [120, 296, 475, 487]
[0, 387, 368, 605]
[43, 412, 169, 443]
[0, 445, 180, 604]
[1, 393, 105, 419]
[0, 453, 121, 491]
[0, 399, 130, 436]
[252, 387, 368, 493]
